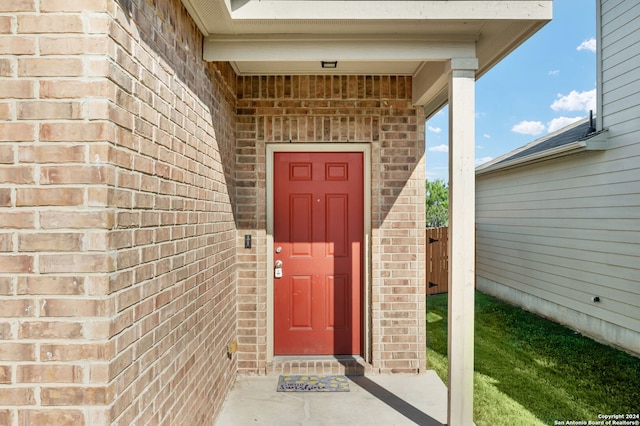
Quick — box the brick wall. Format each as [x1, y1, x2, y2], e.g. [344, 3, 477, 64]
[0, 0, 237, 424]
[2, 0, 428, 423]
[236, 75, 427, 374]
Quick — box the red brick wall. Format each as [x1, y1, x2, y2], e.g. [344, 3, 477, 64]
[236, 75, 427, 374]
[0, 0, 238, 424]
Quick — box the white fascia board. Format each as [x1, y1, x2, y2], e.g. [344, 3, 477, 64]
[204, 36, 476, 62]
[229, 1, 552, 21]
[475, 141, 588, 175]
[475, 130, 610, 176]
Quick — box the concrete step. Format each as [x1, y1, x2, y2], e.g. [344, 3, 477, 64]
[267, 355, 374, 376]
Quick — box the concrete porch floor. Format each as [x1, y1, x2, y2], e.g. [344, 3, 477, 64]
[216, 371, 448, 425]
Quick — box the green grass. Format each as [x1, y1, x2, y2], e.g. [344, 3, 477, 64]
[426, 291, 640, 426]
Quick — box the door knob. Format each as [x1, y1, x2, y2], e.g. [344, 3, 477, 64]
[274, 260, 283, 278]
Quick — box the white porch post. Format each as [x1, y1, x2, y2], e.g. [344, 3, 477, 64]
[447, 57, 478, 426]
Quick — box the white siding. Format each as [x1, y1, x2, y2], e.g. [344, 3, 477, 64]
[475, 0, 640, 355]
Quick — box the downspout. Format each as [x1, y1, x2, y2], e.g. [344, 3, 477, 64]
[596, 0, 603, 131]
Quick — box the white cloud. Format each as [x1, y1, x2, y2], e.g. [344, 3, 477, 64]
[550, 89, 596, 112]
[428, 144, 449, 153]
[483, 133, 491, 139]
[513, 116, 587, 136]
[548, 70, 560, 76]
[427, 125, 442, 134]
[577, 38, 596, 53]
[547, 116, 584, 133]
[475, 156, 493, 167]
[512, 120, 546, 135]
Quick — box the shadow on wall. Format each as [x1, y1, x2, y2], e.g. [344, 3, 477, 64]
[114, 0, 238, 217]
[104, 0, 240, 423]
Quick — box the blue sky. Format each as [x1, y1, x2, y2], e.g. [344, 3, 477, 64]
[425, 0, 597, 182]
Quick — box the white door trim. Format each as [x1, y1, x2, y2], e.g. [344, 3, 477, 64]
[265, 143, 371, 362]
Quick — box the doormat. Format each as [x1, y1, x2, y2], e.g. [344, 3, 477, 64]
[277, 375, 350, 392]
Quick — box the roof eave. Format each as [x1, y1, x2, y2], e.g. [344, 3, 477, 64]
[476, 130, 610, 176]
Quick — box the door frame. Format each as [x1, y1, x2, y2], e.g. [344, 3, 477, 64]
[266, 143, 371, 363]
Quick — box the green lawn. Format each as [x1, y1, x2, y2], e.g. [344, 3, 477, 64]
[426, 291, 640, 426]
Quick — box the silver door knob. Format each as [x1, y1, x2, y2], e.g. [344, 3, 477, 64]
[274, 260, 283, 278]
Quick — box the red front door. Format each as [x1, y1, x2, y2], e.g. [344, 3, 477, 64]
[274, 152, 363, 355]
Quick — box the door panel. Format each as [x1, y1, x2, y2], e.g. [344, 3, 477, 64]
[274, 152, 363, 355]
[291, 276, 313, 329]
[326, 194, 348, 257]
[326, 275, 349, 329]
[290, 194, 312, 256]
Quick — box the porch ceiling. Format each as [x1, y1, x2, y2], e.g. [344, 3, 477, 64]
[181, 0, 552, 113]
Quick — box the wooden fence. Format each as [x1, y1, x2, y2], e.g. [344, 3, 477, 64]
[426, 227, 448, 295]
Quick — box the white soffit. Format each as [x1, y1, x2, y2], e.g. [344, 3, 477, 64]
[181, 0, 552, 106]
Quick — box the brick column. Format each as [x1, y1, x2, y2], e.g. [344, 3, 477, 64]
[372, 102, 427, 373]
[1, 1, 117, 423]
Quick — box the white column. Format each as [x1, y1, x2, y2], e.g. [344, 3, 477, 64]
[447, 57, 478, 426]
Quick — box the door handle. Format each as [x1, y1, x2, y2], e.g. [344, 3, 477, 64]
[274, 260, 283, 278]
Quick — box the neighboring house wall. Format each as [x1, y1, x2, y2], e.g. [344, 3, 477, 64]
[235, 76, 427, 374]
[476, 0, 640, 355]
[0, 0, 237, 424]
